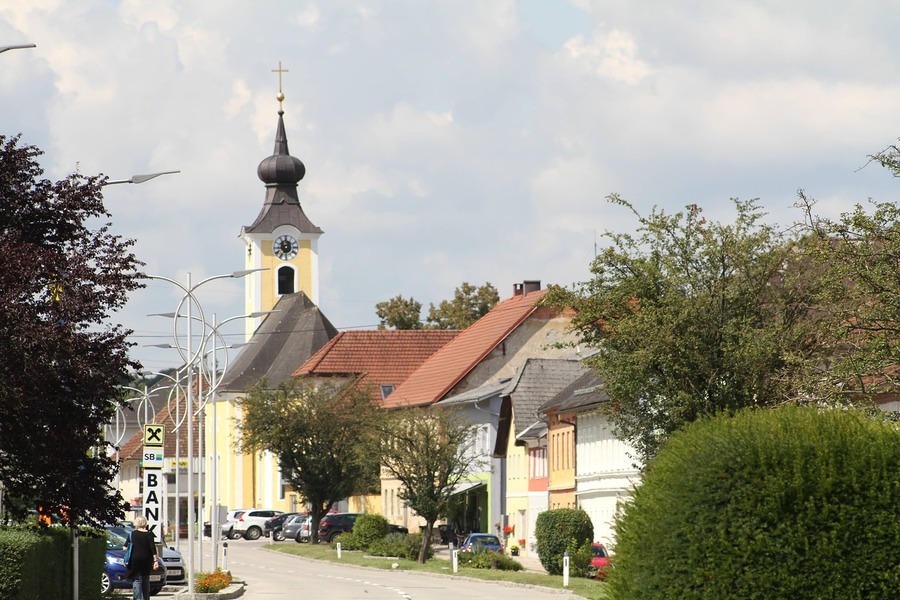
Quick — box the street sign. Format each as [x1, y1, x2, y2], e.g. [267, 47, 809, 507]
[142, 424, 165, 535]
[142, 469, 163, 535]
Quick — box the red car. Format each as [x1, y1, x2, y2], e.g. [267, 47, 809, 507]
[590, 543, 612, 579]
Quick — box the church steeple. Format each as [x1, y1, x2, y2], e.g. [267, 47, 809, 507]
[241, 65, 323, 340]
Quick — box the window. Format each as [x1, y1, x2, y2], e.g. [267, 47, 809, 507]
[277, 266, 295, 295]
[380, 384, 394, 399]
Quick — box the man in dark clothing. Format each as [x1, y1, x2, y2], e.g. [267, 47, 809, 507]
[124, 515, 158, 600]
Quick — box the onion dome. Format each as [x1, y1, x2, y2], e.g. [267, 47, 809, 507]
[257, 106, 305, 185]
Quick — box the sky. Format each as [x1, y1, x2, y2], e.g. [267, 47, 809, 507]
[4, 0, 900, 373]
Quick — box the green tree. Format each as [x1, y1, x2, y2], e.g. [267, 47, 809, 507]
[608, 406, 900, 599]
[426, 282, 499, 329]
[544, 197, 834, 461]
[238, 380, 382, 543]
[375, 294, 423, 330]
[377, 406, 483, 563]
[0, 135, 143, 526]
[800, 165, 900, 401]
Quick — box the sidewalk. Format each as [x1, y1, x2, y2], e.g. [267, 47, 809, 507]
[432, 545, 546, 573]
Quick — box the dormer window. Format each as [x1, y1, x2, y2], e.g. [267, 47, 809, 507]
[380, 384, 395, 400]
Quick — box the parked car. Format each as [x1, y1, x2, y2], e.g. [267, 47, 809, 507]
[460, 533, 504, 553]
[389, 524, 409, 535]
[102, 528, 167, 596]
[264, 512, 299, 541]
[221, 509, 250, 540]
[106, 525, 186, 586]
[232, 508, 285, 540]
[318, 512, 360, 543]
[589, 542, 612, 580]
[283, 514, 311, 542]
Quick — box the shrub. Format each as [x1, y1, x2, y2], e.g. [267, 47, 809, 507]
[534, 508, 594, 575]
[401, 532, 433, 561]
[607, 406, 900, 599]
[195, 568, 232, 593]
[351, 514, 391, 549]
[368, 532, 407, 558]
[332, 531, 363, 550]
[458, 550, 524, 571]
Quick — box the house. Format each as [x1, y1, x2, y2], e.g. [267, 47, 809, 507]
[495, 357, 589, 555]
[546, 369, 640, 547]
[291, 329, 460, 515]
[382, 281, 579, 536]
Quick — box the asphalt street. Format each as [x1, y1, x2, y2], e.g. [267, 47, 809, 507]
[145, 537, 563, 599]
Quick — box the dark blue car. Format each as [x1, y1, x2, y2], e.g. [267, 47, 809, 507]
[102, 529, 167, 596]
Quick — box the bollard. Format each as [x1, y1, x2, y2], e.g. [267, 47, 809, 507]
[451, 543, 458, 573]
[222, 541, 228, 571]
[337, 541, 342, 559]
[563, 550, 570, 587]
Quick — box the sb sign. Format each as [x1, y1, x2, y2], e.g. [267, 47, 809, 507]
[143, 450, 164, 469]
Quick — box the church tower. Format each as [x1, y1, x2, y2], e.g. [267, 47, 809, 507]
[241, 78, 322, 340]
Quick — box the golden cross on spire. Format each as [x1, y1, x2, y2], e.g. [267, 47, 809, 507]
[272, 60, 289, 110]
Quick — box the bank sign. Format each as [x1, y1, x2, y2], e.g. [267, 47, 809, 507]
[142, 424, 165, 536]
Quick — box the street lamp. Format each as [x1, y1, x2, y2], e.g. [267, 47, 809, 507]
[145, 269, 263, 593]
[103, 170, 180, 186]
[0, 43, 36, 54]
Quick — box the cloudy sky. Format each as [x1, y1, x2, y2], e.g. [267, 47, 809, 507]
[4, 1, 900, 372]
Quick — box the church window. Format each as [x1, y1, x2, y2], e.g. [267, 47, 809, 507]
[277, 266, 295, 295]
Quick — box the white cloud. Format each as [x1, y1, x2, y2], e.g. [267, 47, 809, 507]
[563, 28, 650, 85]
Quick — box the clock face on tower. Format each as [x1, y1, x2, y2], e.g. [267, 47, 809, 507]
[273, 234, 299, 261]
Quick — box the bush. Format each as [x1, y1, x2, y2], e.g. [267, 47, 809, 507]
[351, 514, 390, 549]
[607, 406, 900, 599]
[367, 532, 407, 558]
[401, 532, 433, 561]
[458, 550, 524, 571]
[195, 568, 233, 593]
[332, 531, 363, 550]
[535, 508, 594, 575]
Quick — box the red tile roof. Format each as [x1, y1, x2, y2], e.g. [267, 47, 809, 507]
[292, 330, 460, 403]
[382, 289, 548, 409]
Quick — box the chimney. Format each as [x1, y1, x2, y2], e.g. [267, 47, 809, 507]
[523, 280, 541, 295]
[513, 280, 541, 297]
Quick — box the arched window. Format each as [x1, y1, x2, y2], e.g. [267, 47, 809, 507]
[277, 266, 295, 295]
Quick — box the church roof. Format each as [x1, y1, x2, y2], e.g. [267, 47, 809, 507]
[218, 292, 338, 392]
[382, 288, 549, 409]
[293, 329, 460, 403]
[243, 107, 322, 236]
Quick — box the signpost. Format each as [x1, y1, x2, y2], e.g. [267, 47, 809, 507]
[143, 424, 165, 537]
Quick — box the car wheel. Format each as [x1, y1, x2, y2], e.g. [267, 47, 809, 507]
[244, 526, 262, 540]
[329, 532, 342, 544]
[100, 571, 111, 595]
[228, 529, 243, 540]
[273, 529, 285, 542]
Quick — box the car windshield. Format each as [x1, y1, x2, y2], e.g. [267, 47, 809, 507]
[106, 530, 126, 550]
[593, 545, 607, 558]
[471, 535, 500, 546]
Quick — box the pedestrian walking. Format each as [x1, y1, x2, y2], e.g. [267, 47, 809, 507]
[123, 516, 159, 600]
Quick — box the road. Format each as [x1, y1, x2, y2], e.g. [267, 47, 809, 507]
[183, 538, 570, 599]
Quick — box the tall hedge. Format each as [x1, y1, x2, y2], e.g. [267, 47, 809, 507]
[0, 526, 105, 599]
[607, 405, 900, 599]
[352, 513, 391, 549]
[534, 508, 594, 576]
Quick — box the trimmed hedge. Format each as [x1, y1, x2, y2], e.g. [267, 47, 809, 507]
[608, 406, 900, 599]
[352, 513, 390, 549]
[534, 508, 594, 576]
[457, 550, 524, 571]
[0, 526, 105, 600]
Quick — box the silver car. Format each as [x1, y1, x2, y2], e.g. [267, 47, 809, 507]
[281, 514, 311, 542]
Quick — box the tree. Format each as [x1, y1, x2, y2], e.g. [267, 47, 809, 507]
[237, 380, 382, 543]
[426, 282, 499, 329]
[800, 153, 900, 401]
[375, 294, 423, 330]
[544, 197, 834, 461]
[0, 135, 143, 526]
[377, 406, 483, 563]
